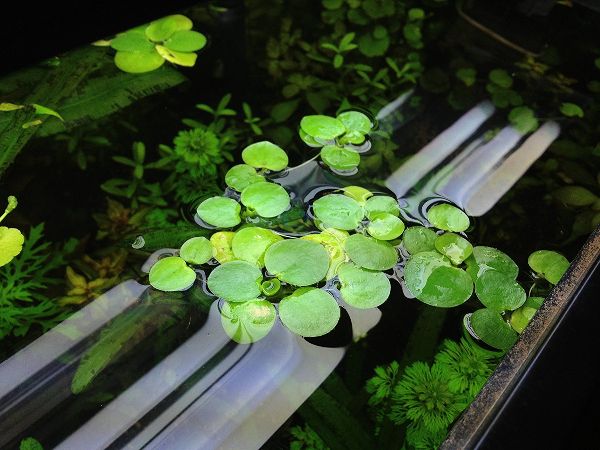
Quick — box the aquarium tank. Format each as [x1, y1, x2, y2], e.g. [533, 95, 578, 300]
[1, 0, 599, 449]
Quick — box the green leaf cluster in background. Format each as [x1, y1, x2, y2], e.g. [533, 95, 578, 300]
[110, 15, 207, 73]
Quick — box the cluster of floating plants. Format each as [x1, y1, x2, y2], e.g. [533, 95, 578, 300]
[147, 113, 570, 348]
[299, 110, 374, 173]
[104, 14, 207, 73]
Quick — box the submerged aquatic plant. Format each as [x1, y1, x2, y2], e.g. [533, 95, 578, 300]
[289, 424, 329, 450]
[366, 360, 400, 406]
[434, 337, 499, 398]
[390, 362, 467, 433]
[0, 224, 73, 340]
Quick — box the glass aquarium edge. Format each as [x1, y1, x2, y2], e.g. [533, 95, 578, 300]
[441, 225, 600, 448]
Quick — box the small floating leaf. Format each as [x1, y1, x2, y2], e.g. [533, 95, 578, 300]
[402, 226, 437, 254]
[164, 30, 207, 52]
[220, 299, 276, 344]
[475, 270, 526, 311]
[313, 194, 364, 230]
[469, 308, 518, 351]
[114, 49, 165, 73]
[343, 186, 373, 204]
[111, 30, 154, 52]
[197, 196, 241, 228]
[528, 250, 569, 285]
[427, 203, 470, 232]
[242, 141, 289, 171]
[210, 231, 236, 263]
[320, 145, 360, 170]
[337, 110, 372, 134]
[465, 246, 519, 281]
[345, 234, 398, 270]
[404, 252, 473, 307]
[434, 232, 473, 265]
[338, 262, 391, 309]
[155, 45, 198, 66]
[260, 278, 281, 296]
[299, 128, 322, 147]
[264, 239, 329, 286]
[149, 256, 196, 291]
[207, 260, 263, 302]
[300, 115, 346, 140]
[225, 164, 264, 192]
[145, 14, 193, 42]
[0, 226, 25, 267]
[367, 213, 405, 240]
[278, 288, 340, 337]
[301, 229, 349, 279]
[364, 195, 400, 219]
[179, 237, 212, 265]
[510, 305, 537, 334]
[240, 182, 290, 218]
[231, 226, 283, 267]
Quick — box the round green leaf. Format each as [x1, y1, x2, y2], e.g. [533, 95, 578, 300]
[220, 299, 276, 344]
[340, 130, 366, 145]
[434, 232, 473, 265]
[402, 226, 437, 254]
[264, 239, 329, 286]
[301, 229, 349, 280]
[242, 141, 289, 171]
[336, 110, 372, 134]
[510, 305, 537, 334]
[342, 186, 373, 204]
[364, 195, 400, 219]
[367, 213, 405, 240]
[404, 252, 473, 307]
[240, 182, 290, 218]
[207, 260, 263, 302]
[299, 128, 321, 147]
[179, 236, 212, 265]
[145, 14, 193, 42]
[488, 69, 513, 88]
[155, 45, 198, 67]
[261, 278, 281, 296]
[427, 203, 470, 232]
[320, 145, 360, 170]
[466, 246, 519, 281]
[210, 231, 236, 263]
[338, 262, 391, 309]
[345, 234, 398, 270]
[114, 50, 165, 73]
[164, 30, 207, 52]
[300, 115, 346, 140]
[225, 164, 265, 192]
[313, 194, 364, 230]
[404, 251, 450, 295]
[0, 226, 25, 267]
[469, 308, 518, 351]
[278, 287, 340, 337]
[197, 196, 241, 228]
[232, 226, 283, 267]
[528, 250, 569, 285]
[111, 31, 154, 52]
[420, 266, 473, 307]
[475, 270, 526, 311]
[149, 256, 196, 292]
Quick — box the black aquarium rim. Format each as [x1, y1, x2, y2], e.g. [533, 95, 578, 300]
[441, 225, 600, 449]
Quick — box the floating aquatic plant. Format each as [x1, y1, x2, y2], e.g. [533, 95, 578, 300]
[0, 195, 24, 267]
[148, 256, 196, 292]
[110, 15, 207, 73]
[528, 250, 569, 285]
[278, 287, 340, 337]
